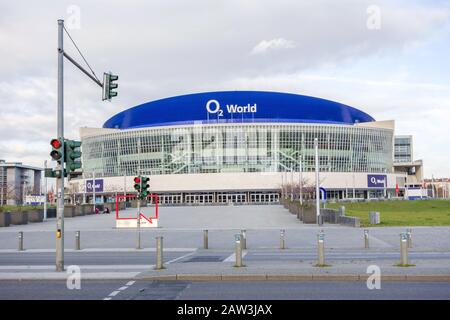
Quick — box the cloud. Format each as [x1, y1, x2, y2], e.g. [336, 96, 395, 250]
[250, 38, 296, 55]
[0, 0, 449, 177]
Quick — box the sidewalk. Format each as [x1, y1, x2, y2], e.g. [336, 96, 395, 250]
[2, 256, 450, 281]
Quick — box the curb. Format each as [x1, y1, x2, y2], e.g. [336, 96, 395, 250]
[1, 273, 450, 282]
[138, 274, 450, 282]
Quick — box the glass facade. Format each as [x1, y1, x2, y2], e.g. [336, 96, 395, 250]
[82, 123, 393, 178]
[394, 136, 412, 163]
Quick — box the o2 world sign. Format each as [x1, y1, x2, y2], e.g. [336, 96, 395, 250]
[86, 179, 104, 192]
[367, 174, 387, 188]
[206, 99, 257, 117]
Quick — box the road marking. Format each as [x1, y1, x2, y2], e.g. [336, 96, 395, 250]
[224, 251, 248, 262]
[109, 291, 120, 297]
[166, 251, 197, 265]
[104, 279, 137, 300]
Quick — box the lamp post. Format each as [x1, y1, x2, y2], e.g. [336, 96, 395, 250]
[299, 154, 303, 206]
[43, 160, 47, 221]
[314, 138, 320, 225]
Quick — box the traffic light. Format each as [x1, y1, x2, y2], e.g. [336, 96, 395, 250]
[50, 138, 64, 162]
[102, 72, 118, 101]
[140, 176, 150, 199]
[65, 139, 82, 171]
[134, 176, 141, 193]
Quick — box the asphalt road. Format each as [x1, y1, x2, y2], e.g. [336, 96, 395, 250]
[0, 280, 449, 300]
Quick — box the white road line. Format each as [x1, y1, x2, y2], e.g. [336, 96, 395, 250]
[165, 251, 197, 265]
[103, 279, 137, 300]
[109, 291, 120, 297]
[223, 251, 248, 262]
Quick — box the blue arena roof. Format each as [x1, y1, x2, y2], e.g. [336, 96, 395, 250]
[103, 91, 375, 129]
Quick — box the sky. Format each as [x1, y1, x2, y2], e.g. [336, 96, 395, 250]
[0, 0, 449, 177]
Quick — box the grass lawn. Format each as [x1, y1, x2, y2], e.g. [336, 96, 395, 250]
[328, 200, 450, 227]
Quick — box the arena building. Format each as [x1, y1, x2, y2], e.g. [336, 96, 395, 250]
[69, 91, 423, 205]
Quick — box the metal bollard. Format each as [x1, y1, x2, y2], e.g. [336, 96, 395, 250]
[75, 231, 81, 250]
[241, 229, 247, 250]
[400, 233, 409, 266]
[234, 234, 243, 267]
[280, 229, 286, 249]
[18, 232, 24, 251]
[203, 230, 209, 250]
[364, 229, 369, 249]
[155, 236, 164, 270]
[406, 228, 412, 248]
[317, 231, 325, 266]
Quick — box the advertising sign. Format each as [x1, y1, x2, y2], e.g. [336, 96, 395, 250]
[86, 179, 104, 192]
[367, 174, 387, 188]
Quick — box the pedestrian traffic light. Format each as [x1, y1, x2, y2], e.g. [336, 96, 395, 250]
[140, 176, 150, 199]
[65, 139, 82, 171]
[102, 72, 118, 101]
[134, 176, 141, 193]
[50, 138, 64, 162]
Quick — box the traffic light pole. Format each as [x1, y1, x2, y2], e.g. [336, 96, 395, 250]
[136, 198, 141, 249]
[136, 186, 141, 250]
[56, 19, 65, 272]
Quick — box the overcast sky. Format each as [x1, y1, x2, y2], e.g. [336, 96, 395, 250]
[0, 0, 449, 177]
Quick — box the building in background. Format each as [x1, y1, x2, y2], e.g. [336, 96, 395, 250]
[393, 135, 424, 199]
[70, 91, 424, 205]
[423, 178, 450, 199]
[0, 160, 43, 205]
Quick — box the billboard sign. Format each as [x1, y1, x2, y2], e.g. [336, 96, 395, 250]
[86, 179, 104, 193]
[367, 174, 387, 188]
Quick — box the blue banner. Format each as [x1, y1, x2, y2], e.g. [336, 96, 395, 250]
[367, 174, 387, 188]
[86, 179, 104, 192]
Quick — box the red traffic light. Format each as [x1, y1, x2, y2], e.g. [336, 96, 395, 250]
[50, 139, 62, 149]
[134, 177, 140, 183]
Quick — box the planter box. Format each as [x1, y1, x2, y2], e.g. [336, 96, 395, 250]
[64, 205, 76, 218]
[369, 211, 380, 225]
[27, 209, 44, 223]
[74, 206, 85, 217]
[46, 208, 56, 218]
[81, 204, 94, 215]
[301, 205, 318, 224]
[0, 211, 11, 227]
[11, 211, 28, 225]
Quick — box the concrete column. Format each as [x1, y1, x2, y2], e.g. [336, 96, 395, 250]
[400, 233, 409, 266]
[75, 231, 80, 250]
[234, 234, 243, 267]
[203, 230, 208, 249]
[364, 229, 369, 249]
[317, 231, 325, 266]
[155, 236, 164, 270]
[18, 231, 24, 251]
[280, 229, 286, 249]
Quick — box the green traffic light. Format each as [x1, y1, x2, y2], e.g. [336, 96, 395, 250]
[64, 139, 82, 173]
